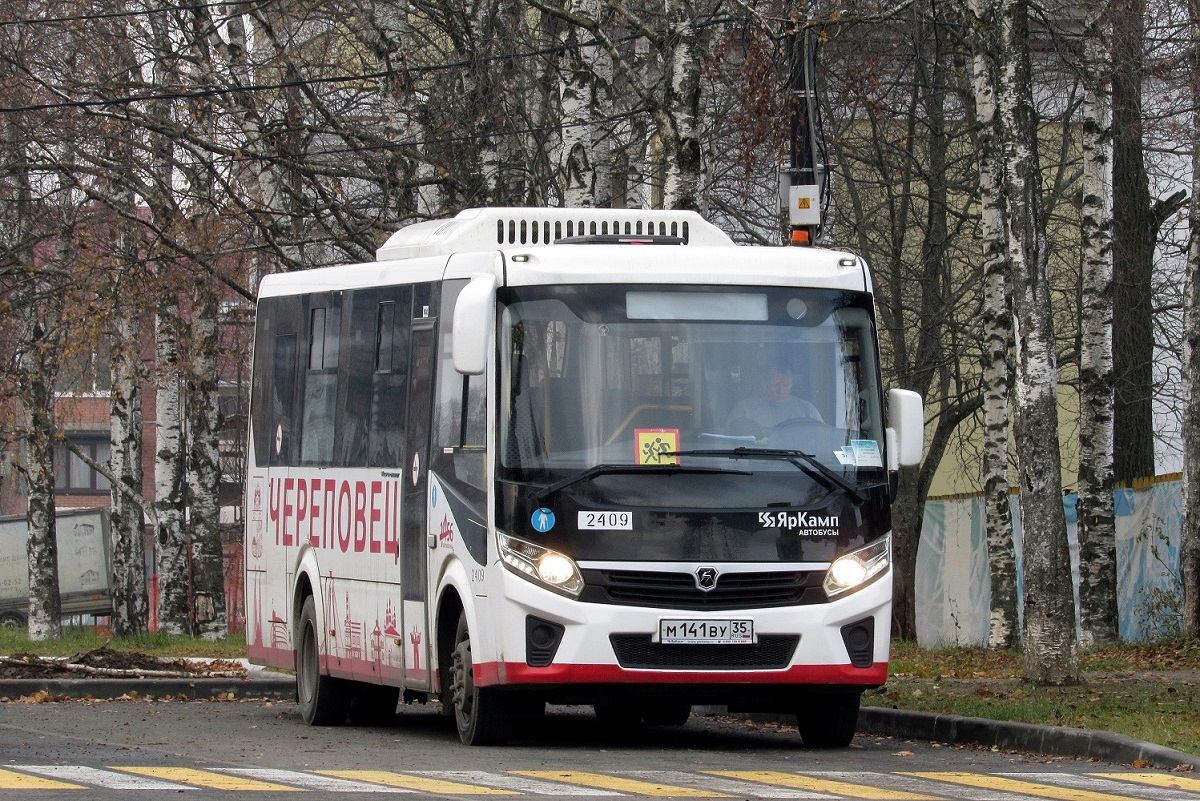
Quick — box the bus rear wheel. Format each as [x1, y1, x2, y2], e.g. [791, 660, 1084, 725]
[450, 612, 510, 745]
[297, 596, 350, 726]
[796, 691, 860, 748]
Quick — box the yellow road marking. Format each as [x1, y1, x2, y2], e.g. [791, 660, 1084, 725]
[706, 771, 936, 799]
[514, 770, 732, 797]
[112, 766, 302, 791]
[0, 768, 83, 790]
[319, 770, 517, 794]
[1090, 772, 1200, 793]
[904, 772, 1154, 801]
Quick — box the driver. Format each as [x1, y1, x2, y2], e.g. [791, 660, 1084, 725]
[726, 362, 823, 435]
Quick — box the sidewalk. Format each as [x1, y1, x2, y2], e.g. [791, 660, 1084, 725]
[2, 670, 1196, 771]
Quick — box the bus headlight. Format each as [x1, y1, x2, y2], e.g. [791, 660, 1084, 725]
[499, 533, 585, 597]
[823, 535, 890, 597]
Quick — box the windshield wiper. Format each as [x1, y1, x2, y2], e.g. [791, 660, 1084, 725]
[535, 463, 751, 505]
[666, 447, 866, 506]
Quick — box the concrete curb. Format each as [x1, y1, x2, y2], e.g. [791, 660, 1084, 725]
[0, 675, 297, 701]
[858, 707, 1200, 771]
[2, 678, 1195, 770]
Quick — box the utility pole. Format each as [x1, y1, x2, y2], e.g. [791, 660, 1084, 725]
[780, 26, 824, 246]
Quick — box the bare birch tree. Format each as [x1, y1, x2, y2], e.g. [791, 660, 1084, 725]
[994, 0, 1078, 684]
[969, 0, 1019, 649]
[1076, 8, 1119, 648]
[1181, 0, 1200, 640]
[12, 243, 68, 641]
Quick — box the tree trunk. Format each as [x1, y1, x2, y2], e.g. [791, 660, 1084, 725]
[108, 223, 149, 637]
[890, 466, 922, 639]
[660, 0, 703, 211]
[21, 354, 61, 642]
[996, 0, 1078, 684]
[1076, 17, 1119, 649]
[155, 298, 191, 635]
[1181, 0, 1200, 640]
[970, 6, 1019, 647]
[186, 282, 228, 639]
[559, 5, 596, 207]
[1110, 0, 1155, 484]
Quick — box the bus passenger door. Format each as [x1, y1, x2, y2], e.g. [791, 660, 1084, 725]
[400, 317, 437, 689]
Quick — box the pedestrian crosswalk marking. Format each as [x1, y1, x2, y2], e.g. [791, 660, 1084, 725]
[1008, 773, 1200, 801]
[112, 767, 303, 792]
[903, 772, 1156, 801]
[13, 766, 192, 791]
[0, 768, 83, 791]
[1091, 773, 1200, 795]
[707, 771, 938, 799]
[416, 771, 621, 795]
[0, 765, 1192, 797]
[513, 771, 732, 797]
[621, 770, 832, 798]
[219, 768, 402, 793]
[811, 771, 1036, 801]
[318, 770, 517, 794]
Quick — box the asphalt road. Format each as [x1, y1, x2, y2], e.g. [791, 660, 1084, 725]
[1, 699, 1198, 800]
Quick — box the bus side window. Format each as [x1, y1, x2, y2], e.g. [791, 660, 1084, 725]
[335, 289, 382, 467]
[368, 289, 413, 467]
[268, 333, 298, 465]
[300, 301, 341, 465]
[434, 281, 486, 502]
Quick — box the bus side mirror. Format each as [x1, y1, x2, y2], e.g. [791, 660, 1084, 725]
[887, 389, 923, 469]
[452, 273, 498, 375]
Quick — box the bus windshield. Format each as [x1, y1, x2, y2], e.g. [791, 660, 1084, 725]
[498, 284, 886, 500]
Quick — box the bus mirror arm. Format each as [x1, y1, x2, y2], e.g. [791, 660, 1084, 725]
[452, 272, 499, 375]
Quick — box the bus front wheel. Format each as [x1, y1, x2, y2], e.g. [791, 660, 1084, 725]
[450, 612, 510, 745]
[297, 596, 350, 726]
[796, 691, 860, 748]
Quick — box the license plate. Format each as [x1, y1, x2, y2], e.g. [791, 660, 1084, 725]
[658, 619, 754, 645]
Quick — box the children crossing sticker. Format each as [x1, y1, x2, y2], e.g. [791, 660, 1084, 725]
[635, 428, 680, 465]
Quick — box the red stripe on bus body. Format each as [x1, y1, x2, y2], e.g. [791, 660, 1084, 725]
[472, 661, 887, 687]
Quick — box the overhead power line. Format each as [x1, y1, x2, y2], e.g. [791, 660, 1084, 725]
[0, 0, 262, 27]
[0, 14, 745, 114]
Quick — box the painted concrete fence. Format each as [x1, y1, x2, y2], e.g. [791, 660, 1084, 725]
[916, 475, 1184, 646]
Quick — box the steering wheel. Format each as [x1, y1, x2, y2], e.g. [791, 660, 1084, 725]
[767, 416, 824, 431]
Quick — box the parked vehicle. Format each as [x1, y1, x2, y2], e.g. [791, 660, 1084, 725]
[0, 508, 113, 626]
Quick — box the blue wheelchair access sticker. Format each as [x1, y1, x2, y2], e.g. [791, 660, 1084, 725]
[532, 508, 556, 533]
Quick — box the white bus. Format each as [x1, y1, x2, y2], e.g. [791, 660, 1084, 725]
[244, 207, 923, 746]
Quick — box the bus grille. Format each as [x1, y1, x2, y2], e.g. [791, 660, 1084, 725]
[609, 634, 799, 670]
[580, 569, 822, 609]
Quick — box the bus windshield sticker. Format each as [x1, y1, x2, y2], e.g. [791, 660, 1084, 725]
[635, 429, 680, 465]
[532, 507, 556, 533]
[850, 440, 883, 467]
[578, 511, 633, 530]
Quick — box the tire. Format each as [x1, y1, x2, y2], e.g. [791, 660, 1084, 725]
[796, 691, 860, 748]
[0, 611, 26, 629]
[347, 682, 400, 726]
[296, 596, 350, 726]
[641, 701, 691, 727]
[449, 611, 510, 745]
